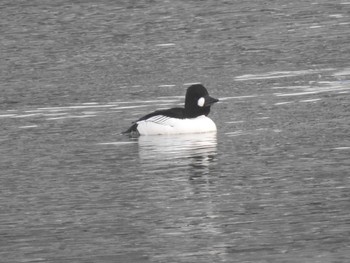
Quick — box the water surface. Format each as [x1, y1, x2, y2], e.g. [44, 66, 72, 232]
[1, 0, 350, 262]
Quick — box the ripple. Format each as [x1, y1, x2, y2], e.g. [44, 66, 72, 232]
[255, 117, 270, 120]
[38, 104, 117, 110]
[275, 91, 320, 97]
[274, 101, 294, 105]
[332, 147, 350, 150]
[234, 69, 334, 81]
[225, 120, 245, 124]
[334, 68, 350, 77]
[158, 84, 176, 88]
[155, 43, 176, 47]
[183, 82, 201, 86]
[18, 125, 38, 129]
[46, 115, 96, 120]
[220, 95, 258, 100]
[97, 142, 137, 146]
[11, 113, 40, 118]
[225, 130, 244, 136]
[274, 79, 350, 96]
[0, 114, 16, 118]
[109, 105, 150, 110]
[299, 98, 322, 103]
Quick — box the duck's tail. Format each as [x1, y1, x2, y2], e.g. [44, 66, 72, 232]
[121, 123, 140, 137]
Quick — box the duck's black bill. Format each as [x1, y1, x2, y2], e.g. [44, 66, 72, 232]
[204, 95, 219, 106]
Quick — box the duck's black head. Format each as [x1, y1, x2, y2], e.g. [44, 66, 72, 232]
[184, 84, 219, 118]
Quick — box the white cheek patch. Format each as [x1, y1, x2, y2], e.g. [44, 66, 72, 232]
[197, 97, 205, 107]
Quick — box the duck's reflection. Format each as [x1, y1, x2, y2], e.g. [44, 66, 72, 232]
[138, 132, 217, 179]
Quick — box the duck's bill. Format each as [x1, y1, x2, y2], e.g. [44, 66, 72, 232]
[204, 95, 219, 106]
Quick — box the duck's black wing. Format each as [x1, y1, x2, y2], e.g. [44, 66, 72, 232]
[137, 107, 185, 121]
[122, 107, 185, 134]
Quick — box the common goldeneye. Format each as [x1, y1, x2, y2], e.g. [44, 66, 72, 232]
[123, 84, 219, 136]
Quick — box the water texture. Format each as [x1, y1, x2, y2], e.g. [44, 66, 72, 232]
[1, 0, 350, 262]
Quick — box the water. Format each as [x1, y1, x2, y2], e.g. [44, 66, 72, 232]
[1, 0, 350, 262]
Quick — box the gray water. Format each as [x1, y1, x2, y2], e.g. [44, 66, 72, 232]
[1, 0, 350, 262]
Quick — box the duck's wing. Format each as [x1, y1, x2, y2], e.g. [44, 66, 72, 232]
[122, 108, 185, 135]
[137, 107, 185, 121]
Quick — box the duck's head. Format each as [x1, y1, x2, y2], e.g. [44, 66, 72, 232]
[184, 84, 219, 118]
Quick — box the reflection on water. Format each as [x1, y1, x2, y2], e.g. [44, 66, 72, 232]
[138, 132, 217, 180]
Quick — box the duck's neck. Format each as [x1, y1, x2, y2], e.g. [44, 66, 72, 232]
[184, 105, 211, 118]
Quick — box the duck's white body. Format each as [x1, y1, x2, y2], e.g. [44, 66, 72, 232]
[136, 115, 217, 135]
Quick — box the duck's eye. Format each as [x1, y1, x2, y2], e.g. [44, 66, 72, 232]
[197, 97, 205, 107]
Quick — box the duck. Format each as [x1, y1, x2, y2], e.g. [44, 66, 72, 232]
[123, 84, 219, 136]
